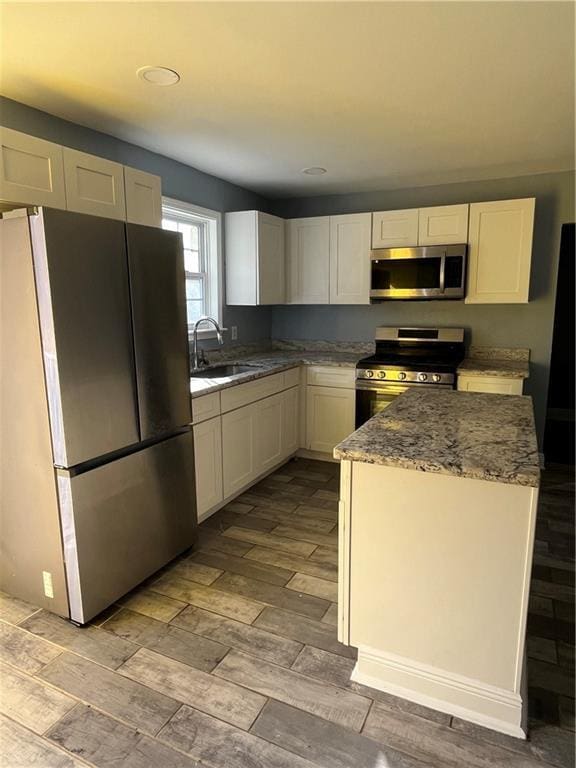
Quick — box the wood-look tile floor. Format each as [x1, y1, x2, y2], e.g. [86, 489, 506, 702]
[0, 458, 574, 768]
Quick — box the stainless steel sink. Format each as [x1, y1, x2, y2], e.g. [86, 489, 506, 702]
[190, 364, 261, 379]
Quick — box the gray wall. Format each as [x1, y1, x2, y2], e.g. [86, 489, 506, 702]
[0, 97, 273, 345]
[271, 172, 575, 443]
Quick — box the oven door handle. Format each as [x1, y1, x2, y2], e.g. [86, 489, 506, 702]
[355, 380, 411, 394]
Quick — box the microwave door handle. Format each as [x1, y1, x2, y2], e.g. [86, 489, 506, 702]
[439, 252, 446, 294]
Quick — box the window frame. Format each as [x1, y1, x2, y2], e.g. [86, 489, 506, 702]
[162, 196, 223, 340]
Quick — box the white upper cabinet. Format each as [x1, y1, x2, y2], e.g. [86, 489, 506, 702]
[372, 208, 419, 248]
[418, 204, 469, 245]
[124, 167, 162, 227]
[329, 213, 371, 304]
[226, 211, 285, 305]
[466, 198, 535, 304]
[63, 148, 126, 221]
[0, 127, 66, 209]
[286, 216, 330, 304]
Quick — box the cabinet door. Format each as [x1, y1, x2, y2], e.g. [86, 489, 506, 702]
[63, 148, 126, 220]
[0, 127, 66, 208]
[222, 403, 257, 497]
[124, 167, 162, 227]
[254, 392, 284, 472]
[286, 217, 330, 304]
[418, 204, 469, 245]
[306, 386, 355, 454]
[258, 212, 285, 304]
[329, 213, 371, 304]
[457, 375, 523, 395]
[466, 198, 535, 304]
[372, 209, 418, 248]
[193, 416, 223, 520]
[282, 386, 300, 456]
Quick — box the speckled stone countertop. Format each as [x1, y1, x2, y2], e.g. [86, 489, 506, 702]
[190, 351, 361, 397]
[457, 346, 530, 379]
[334, 388, 540, 487]
[457, 358, 530, 379]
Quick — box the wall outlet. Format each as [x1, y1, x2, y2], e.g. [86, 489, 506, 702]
[42, 570, 54, 599]
[231, 326, 238, 341]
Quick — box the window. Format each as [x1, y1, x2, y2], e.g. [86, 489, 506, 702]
[161, 197, 222, 334]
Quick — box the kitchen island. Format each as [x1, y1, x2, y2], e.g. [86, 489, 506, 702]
[334, 388, 540, 738]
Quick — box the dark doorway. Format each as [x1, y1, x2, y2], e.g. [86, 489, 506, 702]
[543, 223, 575, 464]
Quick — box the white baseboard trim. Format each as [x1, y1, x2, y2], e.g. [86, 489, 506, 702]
[352, 646, 527, 740]
[296, 448, 339, 463]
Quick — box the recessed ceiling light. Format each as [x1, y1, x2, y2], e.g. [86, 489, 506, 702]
[137, 66, 180, 86]
[302, 167, 327, 176]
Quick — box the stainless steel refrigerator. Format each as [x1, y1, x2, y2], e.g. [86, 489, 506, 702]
[0, 207, 196, 624]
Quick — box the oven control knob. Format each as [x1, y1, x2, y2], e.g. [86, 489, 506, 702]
[378, 371, 386, 379]
[417, 373, 428, 382]
[397, 372, 406, 381]
[432, 374, 441, 383]
[365, 370, 374, 378]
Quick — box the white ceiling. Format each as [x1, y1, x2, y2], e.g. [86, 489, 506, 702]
[1, 1, 574, 198]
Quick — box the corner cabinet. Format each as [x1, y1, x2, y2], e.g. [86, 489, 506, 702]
[329, 213, 371, 304]
[0, 127, 67, 209]
[305, 367, 356, 454]
[466, 198, 535, 304]
[226, 211, 285, 305]
[286, 216, 330, 304]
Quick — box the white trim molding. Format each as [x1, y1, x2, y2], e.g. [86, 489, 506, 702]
[351, 645, 527, 739]
[162, 196, 223, 339]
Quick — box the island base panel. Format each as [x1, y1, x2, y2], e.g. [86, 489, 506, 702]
[339, 461, 538, 738]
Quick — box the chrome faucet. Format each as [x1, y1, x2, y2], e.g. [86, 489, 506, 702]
[191, 316, 225, 371]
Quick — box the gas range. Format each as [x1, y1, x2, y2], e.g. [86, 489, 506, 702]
[354, 327, 465, 426]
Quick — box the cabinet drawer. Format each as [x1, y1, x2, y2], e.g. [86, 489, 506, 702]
[283, 367, 301, 389]
[307, 366, 355, 389]
[220, 372, 285, 413]
[192, 392, 221, 424]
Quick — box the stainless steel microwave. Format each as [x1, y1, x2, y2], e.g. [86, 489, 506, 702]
[370, 244, 467, 300]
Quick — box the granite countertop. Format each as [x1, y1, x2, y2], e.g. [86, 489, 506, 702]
[457, 358, 530, 379]
[457, 346, 530, 379]
[190, 350, 361, 397]
[334, 388, 540, 487]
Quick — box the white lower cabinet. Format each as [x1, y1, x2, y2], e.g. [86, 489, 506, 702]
[457, 375, 524, 395]
[193, 416, 223, 520]
[221, 384, 300, 501]
[282, 386, 300, 455]
[306, 385, 355, 454]
[254, 392, 284, 473]
[222, 403, 257, 498]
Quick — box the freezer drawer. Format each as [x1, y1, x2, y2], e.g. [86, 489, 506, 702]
[127, 223, 191, 440]
[58, 431, 196, 624]
[31, 208, 140, 467]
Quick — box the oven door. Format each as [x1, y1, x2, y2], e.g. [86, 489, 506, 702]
[355, 381, 450, 428]
[355, 381, 410, 427]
